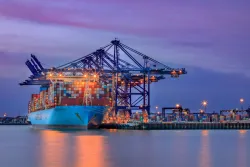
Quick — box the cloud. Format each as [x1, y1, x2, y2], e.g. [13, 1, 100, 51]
[171, 41, 213, 48]
[0, 0, 250, 115]
[1, 0, 249, 36]
[0, 0, 249, 77]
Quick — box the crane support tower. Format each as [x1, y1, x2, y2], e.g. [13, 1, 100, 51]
[20, 39, 187, 121]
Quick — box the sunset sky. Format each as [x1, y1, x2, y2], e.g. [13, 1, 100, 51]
[0, 0, 250, 116]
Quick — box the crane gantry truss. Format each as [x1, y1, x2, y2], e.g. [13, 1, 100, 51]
[20, 39, 187, 116]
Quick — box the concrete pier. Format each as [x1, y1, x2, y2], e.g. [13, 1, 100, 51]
[99, 122, 250, 130]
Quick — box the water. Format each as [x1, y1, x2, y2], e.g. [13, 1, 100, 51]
[0, 126, 250, 167]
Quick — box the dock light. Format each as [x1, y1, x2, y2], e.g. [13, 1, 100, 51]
[176, 104, 180, 108]
[202, 101, 208, 107]
[202, 100, 208, 112]
[240, 98, 244, 110]
[179, 70, 182, 74]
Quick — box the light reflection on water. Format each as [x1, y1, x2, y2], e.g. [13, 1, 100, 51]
[239, 129, 247, 136]
[39, 130, 109, 167]
[40, 130, 69, 167]
[199, 130, 211, 167]
[237, 130, 247, 167]
[0, 126, 250, 167]
[74, 135, 108, 167]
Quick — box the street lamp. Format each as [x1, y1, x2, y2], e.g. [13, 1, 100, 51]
[202, 101, 208, 113]
[175, 104, 182, 120]
[176, 104, 180, 108]
[240, 98, 244, 111]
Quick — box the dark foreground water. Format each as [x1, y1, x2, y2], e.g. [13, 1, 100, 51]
[0, 126, 249, 167]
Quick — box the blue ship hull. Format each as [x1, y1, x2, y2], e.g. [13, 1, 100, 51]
[28, 106, 108, 129]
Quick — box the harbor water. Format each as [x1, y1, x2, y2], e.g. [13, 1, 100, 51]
[1, 126, 250, 167]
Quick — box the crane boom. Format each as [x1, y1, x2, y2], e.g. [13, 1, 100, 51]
[31, 54, 44, 70]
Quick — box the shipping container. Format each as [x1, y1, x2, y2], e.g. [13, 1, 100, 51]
[29, 79, 113, 112]
[235, 115, 241, 121]
[220, 116, 225, 121]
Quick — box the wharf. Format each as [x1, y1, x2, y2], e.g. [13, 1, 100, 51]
[0, 123, 30, 125]
[99, 122, 250, 130]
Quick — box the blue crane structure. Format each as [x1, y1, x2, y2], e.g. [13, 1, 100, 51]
[20, 39, 187, 115]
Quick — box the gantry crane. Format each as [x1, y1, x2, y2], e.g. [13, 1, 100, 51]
[20, 39, 187, 118]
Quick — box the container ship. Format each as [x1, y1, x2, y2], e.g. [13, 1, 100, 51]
[27, 72, 112, 129]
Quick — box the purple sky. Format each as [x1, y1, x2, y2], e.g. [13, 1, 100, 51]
[0, 0, 250, 116]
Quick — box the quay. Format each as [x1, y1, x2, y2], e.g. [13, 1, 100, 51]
[99, 122, 250, 130]
[0, 116, 29, 125]
[0, 123, 30, 125]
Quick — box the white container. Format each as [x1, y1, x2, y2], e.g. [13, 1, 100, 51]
[156, 116, 160, 121]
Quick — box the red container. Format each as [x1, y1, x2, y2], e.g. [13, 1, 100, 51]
[32, 94, 40, 99]
[236, 115, 241, 121]
[61, 97, 83, 106]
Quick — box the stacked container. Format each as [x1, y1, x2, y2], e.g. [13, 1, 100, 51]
[220, 115, 225, 122]
[235, 115, 241, 121]
[211, 115, 218, 122]
[29, 78, 113, 111]
[188, 115, 194, 121]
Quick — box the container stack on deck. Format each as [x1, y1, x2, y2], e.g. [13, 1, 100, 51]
[29, 77, 113, 113]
